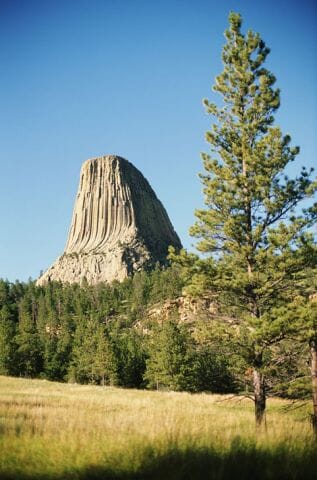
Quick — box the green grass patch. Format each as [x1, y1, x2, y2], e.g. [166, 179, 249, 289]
[0, 376, 316, 479]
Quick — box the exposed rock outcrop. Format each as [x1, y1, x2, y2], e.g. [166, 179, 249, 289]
[147, 295, 218, 324]
[37, 155, 182, 285]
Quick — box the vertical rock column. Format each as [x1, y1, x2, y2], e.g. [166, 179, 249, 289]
[37, 155, 182, 285]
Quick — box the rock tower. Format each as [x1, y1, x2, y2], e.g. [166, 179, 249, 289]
[37, 155, 182, 285]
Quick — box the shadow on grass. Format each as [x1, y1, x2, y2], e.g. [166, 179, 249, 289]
[2, 442, 317, 480]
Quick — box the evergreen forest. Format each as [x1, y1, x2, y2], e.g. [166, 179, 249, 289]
[0, 260, 315, 403]
[0, 267, 235, 393]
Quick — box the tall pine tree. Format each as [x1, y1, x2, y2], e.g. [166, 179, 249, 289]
[16, 296, 43, 377]
[190, 12, 316, 426]
[144, 319, 192, 391]
[0, 305, 17, 375]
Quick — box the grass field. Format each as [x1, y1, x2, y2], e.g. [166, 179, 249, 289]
[0, 376, 316, 479]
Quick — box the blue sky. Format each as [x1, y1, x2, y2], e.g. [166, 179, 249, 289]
[0, 0, 316, 282]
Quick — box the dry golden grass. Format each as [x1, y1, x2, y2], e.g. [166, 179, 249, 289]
[0, 375, 316, 479]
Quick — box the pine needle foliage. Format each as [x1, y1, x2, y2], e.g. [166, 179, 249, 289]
[190, 12, 317, 425]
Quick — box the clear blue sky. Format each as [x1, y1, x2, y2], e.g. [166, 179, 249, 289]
[0, 0, 316, 282]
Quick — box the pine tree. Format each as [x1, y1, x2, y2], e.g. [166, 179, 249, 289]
[112, 328, 145, 388]
[69, 316, 118, 385]
[0, 306, 17, 375]
[92, 325, 118, 386]
[16, 297, 43, 377]
[190, 12, 316, 426]
[68, 316, 97, 384]
[144, 319, 192, 391]
[308, 292, 317, 437]
[273, 266, 317, 435]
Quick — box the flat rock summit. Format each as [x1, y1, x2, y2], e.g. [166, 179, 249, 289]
[37, 155, 182, 285]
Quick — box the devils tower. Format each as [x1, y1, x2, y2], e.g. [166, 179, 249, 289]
[37, 155, 182, 285]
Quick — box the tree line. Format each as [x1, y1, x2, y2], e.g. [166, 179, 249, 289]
[0, 269, 236, 393]
[0, 262, 313, 401]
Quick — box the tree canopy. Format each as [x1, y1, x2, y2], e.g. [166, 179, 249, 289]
[189, 11, 317, 425]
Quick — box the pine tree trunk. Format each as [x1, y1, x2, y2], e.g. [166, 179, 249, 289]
[310, 338, 317, 438]
[253, 368, 266, 427]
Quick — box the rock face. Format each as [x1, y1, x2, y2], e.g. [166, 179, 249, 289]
[37, 155, 182, 285]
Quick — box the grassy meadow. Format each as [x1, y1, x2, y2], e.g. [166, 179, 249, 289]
[0, 376, 316, 479]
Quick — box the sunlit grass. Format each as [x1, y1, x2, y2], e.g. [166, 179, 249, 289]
[0, 376, 316, 479]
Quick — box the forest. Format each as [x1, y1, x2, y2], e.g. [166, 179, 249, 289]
[0, 259, 314, 402]
[0, 267, 235, 392]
